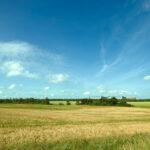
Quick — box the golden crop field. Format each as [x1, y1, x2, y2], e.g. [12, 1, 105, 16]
[0, 104, 150, 150]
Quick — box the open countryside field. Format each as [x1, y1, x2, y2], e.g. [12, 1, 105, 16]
[128, 102, 150, 108]
[0, 103, 150, 150]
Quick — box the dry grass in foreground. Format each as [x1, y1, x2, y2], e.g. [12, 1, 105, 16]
[0, 104, 150, 150]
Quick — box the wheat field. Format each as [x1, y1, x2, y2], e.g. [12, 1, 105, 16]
[0, 104, 150, 150]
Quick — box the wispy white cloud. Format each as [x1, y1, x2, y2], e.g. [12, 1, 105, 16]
[50, 94, 54, 97]
[110, 90, 138, 97]
[0, 61, 40, 79]
[144, 75, 150, 80]
[97, 86, 105, 93]
[96, 86, 137, 97]
[0, 91, 3, 94]
[118, 65, 148, 81]
[109, 90, 118, 94]
[133, 92, 138, 96]
[99, 64, 108, 73]
[83, 91, 90, 95]
[96, 20, 150, 79]
[100, 42, 106, 61]
[98, 42, 109, 74]
[142, 0, 150, 11]
[119, 90, 130, 95]
[8, 84, 16, 90]
[0, 41, 33, 59]
[23, 71, 40, 79]
[109, 89, 137, 97]
[0, 41, 64, 65]
[47, 74, 69, 84]
[0, 41, 66, 82]
[3, 96, 8, 98]
[8, 84, 24, 90]
[44, 86, 50, 91]
[1, 61, 24, 76]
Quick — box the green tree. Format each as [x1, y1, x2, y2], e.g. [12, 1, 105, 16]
[45, 97, 49, 105]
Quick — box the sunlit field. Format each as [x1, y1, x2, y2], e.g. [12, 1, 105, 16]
[128, 102, 150, 108]
[1, 103, 150, 150]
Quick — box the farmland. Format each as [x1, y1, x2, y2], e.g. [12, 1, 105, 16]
[128, 102, 150, 108]
[0, 103, 150, 150]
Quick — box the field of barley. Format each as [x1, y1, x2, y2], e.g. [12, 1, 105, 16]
[0, 103, 150, 150]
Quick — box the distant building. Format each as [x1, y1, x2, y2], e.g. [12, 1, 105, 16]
[128, 98, 136, 100]
[101, 96, 108, 100]
[122, 96, 126, 100]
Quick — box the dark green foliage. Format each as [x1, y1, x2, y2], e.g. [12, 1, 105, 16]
[80, 99, 93, 105]
[117, 100, 132, 107]
[45, 97, 49, 105]
[66, 100, 71, 105]
[0, 98, 131, 106]
[109, 97, 118, 105]
[0, 98, 49, 105]
[59, 103, 64, 105]
[80, 97, 132, 107]
[76, 101, 80, 105]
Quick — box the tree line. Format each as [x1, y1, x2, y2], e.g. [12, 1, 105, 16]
[0, 97, 132, 106]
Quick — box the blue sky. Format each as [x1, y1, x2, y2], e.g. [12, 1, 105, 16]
[0, 0, 150, 98]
